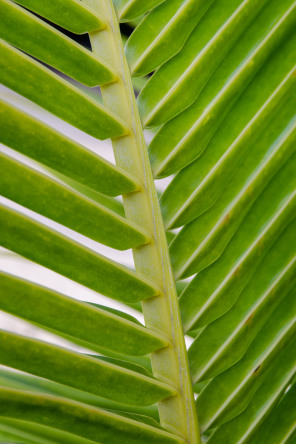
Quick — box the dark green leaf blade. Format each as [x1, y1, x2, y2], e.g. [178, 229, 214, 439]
[180, 154, 296, 332]
[196, 288, 296, 431]
[252, 383, 296, 444]
[170, 92, 296, 279]
[188, 219, 296, 383]
[206, 336, 296, 444]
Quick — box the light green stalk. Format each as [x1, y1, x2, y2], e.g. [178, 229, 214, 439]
[83, 0, 201, 441]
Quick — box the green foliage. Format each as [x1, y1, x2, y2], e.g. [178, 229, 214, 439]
[0, 0, 295, 443]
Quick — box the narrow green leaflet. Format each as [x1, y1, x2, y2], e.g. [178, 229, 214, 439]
[252, 383, 296, 444]
[196, 288, 296, 431]
[0, 100, 139, 196]
[138, 0, 268, 127]
[206, 336, 296, 443]
[55, 176, 126, 217]
[83, 303, 143, 327]
[97, 356, 154, 377]
[0, 388, 183, 443]
[170, 92, 296, 278]
[0, 272, 167, 356]
[114, 0, 166, 21]
[149, 0, 296, 176]
[107, 410, 163, 430]
[160, 33, 296, 229]
[0, 204, 160, 303]
[0, 412, 165, 442]
[0, 153, 149, 250]
[0, 330, 175, 406]
[188, 219, 296, 383]
[13, 0, 105, 34]
[180, 155, 296, 332]
[0, 418, 96, 444]
[1, 0, 116, 86]
[0, 368, 159, 420]
[0, 41, 128, 140]
[125, 0, 214, 76]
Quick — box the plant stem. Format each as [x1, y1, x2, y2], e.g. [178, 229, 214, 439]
[83, 1, 201, 441]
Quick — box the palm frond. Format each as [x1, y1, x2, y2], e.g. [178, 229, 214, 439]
[0, 0, 295, 442]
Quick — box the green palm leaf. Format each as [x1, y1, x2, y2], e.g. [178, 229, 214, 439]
[0, 0, 295, 442]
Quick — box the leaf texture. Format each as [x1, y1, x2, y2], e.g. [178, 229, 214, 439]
[0, 272, 167, 356]
[179, 154, 296, 331]
[0, 100, 139, 196]
[188, 219, 296, 383]
[13, 0, 105, 34]
[0, 204, 161, 303]
[1, 0, 295, 441]
[125, 0, 214, 76]
[0, 388, 183, 444]
[160, 33, 296, 230]
[196, 288, 296, 431]
[1, 0, 116, 86]
[0, 41, 128, 139]
[148, 0, 295, 176]
[0, 330, 175, 406]
[0, 0, 194, 441]
[251, 382, 296, 444]
[114, 0, 166, 21]
[0, 153, 149, 249]
[0, 0, 200, 439]
[138, 0, 269, 127]
[170, 88, 296, 278]
[206, 335, 296, 443]
[125, 1, 296, 436]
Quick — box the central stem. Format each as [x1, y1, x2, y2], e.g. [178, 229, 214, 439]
[84, 1, 200, 441]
